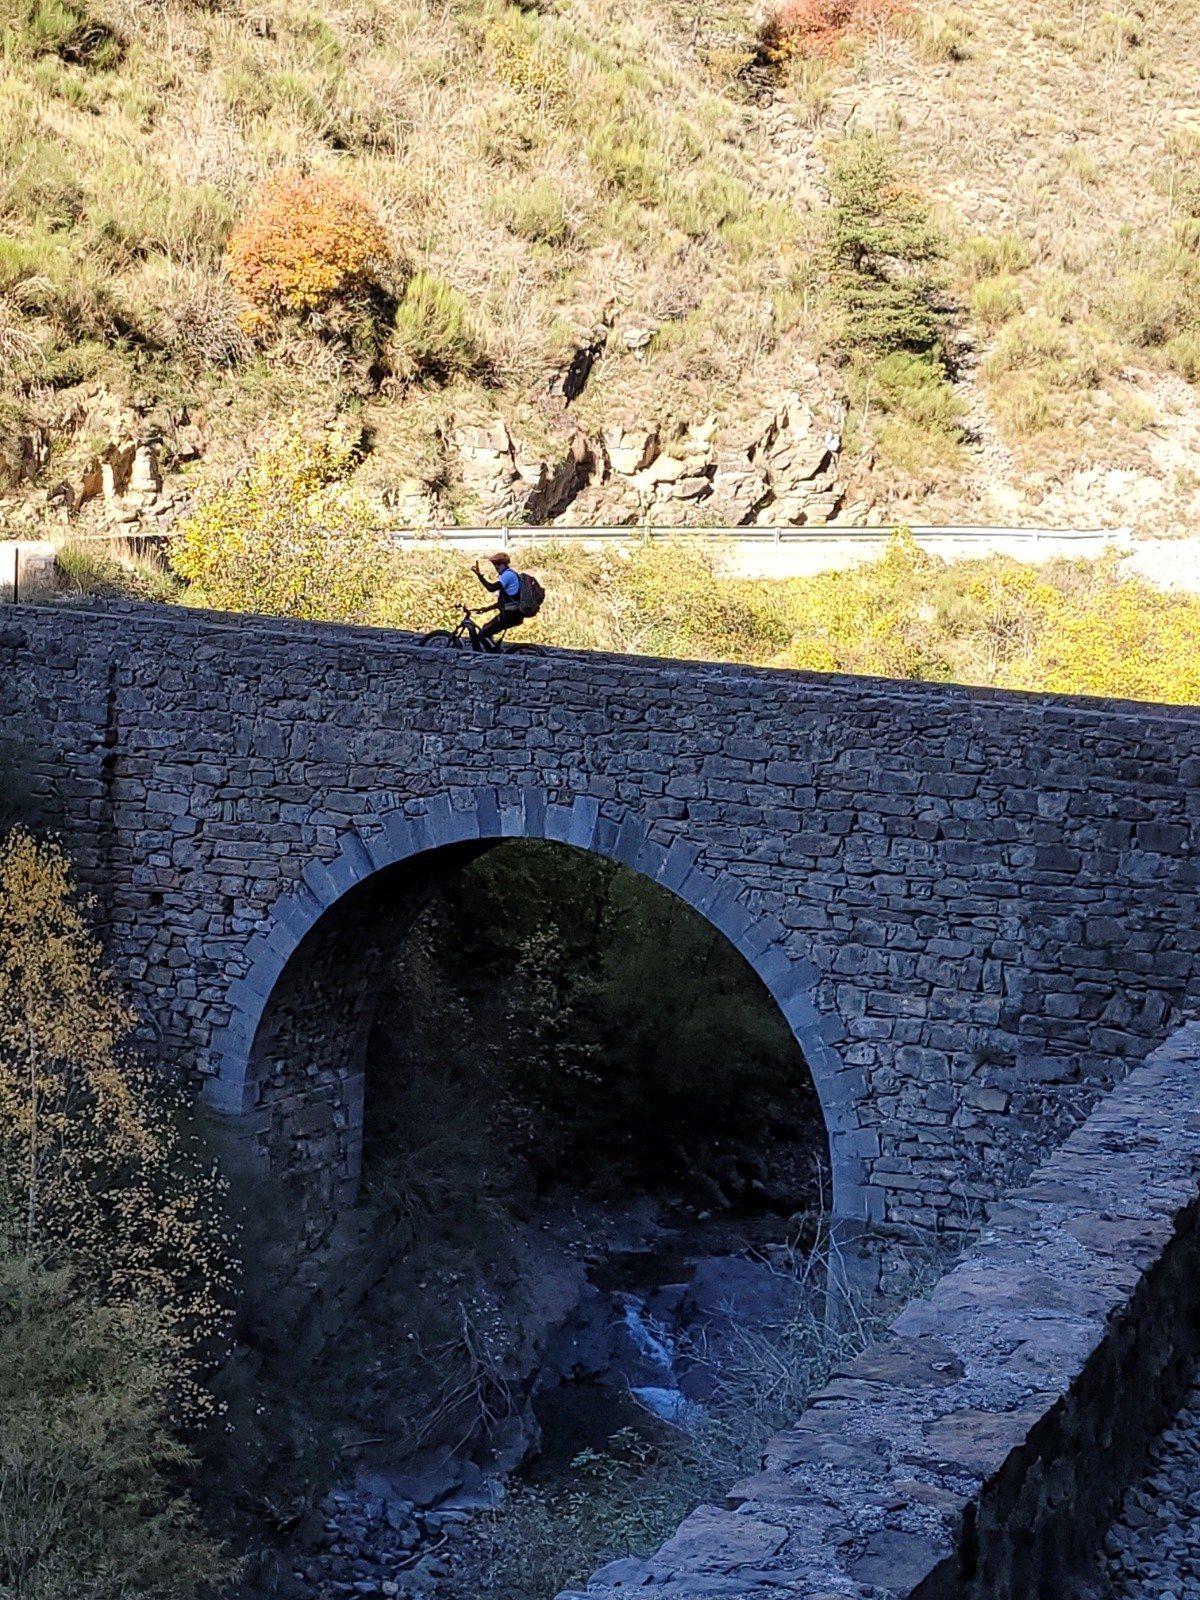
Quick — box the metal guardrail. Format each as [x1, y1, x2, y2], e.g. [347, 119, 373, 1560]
[381, 523, 1136, 546]
[9, 522, 1136, 548]
[1, 521, 1139, 604]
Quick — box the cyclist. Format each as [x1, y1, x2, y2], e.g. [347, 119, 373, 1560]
[472, 551, 524, 650]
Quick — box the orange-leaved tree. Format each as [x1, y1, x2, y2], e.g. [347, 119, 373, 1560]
[225, 166, 390, 324]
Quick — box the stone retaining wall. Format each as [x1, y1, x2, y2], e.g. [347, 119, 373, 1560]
[562, 1022, 1200, 1599]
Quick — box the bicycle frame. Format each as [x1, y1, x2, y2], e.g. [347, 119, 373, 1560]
[451, 606, 495, 652]
[420, 606, 544, 657]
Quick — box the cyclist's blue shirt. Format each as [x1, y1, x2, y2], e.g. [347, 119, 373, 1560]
[498, 567, 521, 602]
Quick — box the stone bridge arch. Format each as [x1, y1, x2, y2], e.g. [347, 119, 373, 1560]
[204, 785, 868, 1232]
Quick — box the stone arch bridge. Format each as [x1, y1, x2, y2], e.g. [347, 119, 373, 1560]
[4, 601, 1200, 1247]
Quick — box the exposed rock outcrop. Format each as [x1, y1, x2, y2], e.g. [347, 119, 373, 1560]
[0, 423, 50, 490]
[454, 420, 595, 525]
[506, 393, 852, 528]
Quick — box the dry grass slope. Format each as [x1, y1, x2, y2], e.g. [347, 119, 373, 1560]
[0, 0, 1197, 531]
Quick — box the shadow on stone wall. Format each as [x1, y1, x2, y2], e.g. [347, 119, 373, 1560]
[565, 1022, 1200, 1600]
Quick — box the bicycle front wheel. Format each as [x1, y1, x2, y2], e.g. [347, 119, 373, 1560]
[421, 630, 465, 649]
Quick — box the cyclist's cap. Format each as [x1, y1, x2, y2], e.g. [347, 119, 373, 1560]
[490, 550, 510, 563]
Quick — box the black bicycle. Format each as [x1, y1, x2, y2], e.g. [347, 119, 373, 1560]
[420, 606, 546, 657]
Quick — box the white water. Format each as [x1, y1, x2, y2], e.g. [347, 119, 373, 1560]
[619, 1298, 706, 1431]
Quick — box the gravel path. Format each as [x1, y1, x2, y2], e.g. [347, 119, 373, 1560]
[1099, 1379, 1200, 1600]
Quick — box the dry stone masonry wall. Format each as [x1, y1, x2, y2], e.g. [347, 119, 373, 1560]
[3, 601, 1200, 1240]
[564, 1022, 1200, 1600]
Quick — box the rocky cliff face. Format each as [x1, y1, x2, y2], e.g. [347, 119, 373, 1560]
[1, 387, 869, 536]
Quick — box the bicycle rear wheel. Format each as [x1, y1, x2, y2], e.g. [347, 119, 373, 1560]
[505, 642, 546, 657]
[421, 630, 465, 649]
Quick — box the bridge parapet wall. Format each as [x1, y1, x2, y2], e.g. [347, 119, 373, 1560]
[3, 600, 1200, 1232]
[566, 1021, 1200, 1600]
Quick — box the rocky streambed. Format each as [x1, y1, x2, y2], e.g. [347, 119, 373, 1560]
[261, 1220, 824, 1600]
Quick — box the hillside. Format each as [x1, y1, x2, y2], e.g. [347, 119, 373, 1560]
[0, 0, 1198, 537]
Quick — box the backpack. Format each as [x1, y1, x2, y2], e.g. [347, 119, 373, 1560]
[517, 572, 545, 617]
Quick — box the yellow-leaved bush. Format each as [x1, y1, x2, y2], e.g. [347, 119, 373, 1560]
[169, 423, 387, 620]
[0, 828, 236, 1597]
[225, 167, 390, 323]
[0, 828, 235, 1412]
[770, 535, 1200, 703]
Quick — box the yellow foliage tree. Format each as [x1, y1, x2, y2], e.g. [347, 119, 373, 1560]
[170, 423, 387, 621]
[0, 828, 234, 1595]
[0, 1256, 230, 1600]
[595, 542, 789, 660]
[0, 828, 235, 1405]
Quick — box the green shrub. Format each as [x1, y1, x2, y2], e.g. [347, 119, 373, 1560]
[958, 232, 1032, 280]
[970, 274, 1021, 326]
[1166, 330, 1200, 382]
[1063, 144, 1099, 184]
[869, 350, 967, 429]
[0, 233, 125, 340]
[721, 198, 806, 261]
[87, 178, 236, 269]
[0, 228, 66, 292]
[1109, 269, 1189, 347]
[0, 140, 84, 230]
[586, 125, 668, 205]
[389, 271, 480, 382]
[54, 541, 117, 593]
[488, 178, 568, 244]
[983, 311, 1069, 374]
[664, 170, 751, 237]
[909, 4, 974, 59]
[54, 539, 182, 600]
[990, 371, 1062, 434]
[3, 0, 122, 65]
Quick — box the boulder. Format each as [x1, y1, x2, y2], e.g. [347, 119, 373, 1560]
[553, 480, 642, 527]
[378, 1448, 464, 1511]
[632, 453, 688, 490]
[705, 468, 770, 526]
[0, 424, 50, 489]
[454, 421, 522, 521]
[603, 423, 659, 477]
[681, 1256, 805, 1333]
[619, 320, 659, 355]
[770, 441, 830, 484]
[454, 419, 513, 462]
[523, 433, 594, 524]
[127, 443, 161, 496]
